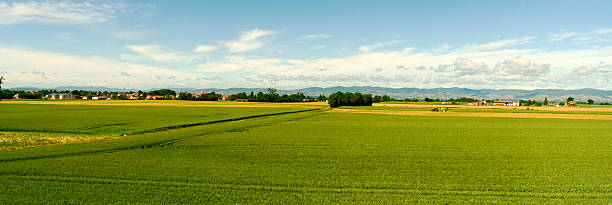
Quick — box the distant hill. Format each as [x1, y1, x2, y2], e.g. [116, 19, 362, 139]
[7, 86, 612, 102]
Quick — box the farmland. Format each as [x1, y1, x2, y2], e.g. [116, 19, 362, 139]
[0, 101, 611, 203]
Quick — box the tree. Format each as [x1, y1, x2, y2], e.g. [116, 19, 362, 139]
[544, 97, 548, 106]
[587, 99, 594, 105]
[0, 76, 4, 100]
[567, 97, 574, 102]
[317, 94, 327, 102]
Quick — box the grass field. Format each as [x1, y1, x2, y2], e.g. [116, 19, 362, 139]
[1, 101, 611, 203]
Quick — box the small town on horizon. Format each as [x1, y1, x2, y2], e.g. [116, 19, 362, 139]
[1, 86, 600, 107]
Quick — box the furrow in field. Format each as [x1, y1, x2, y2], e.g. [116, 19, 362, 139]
[3, 174, 610, 199]
[123, 108, 321, 135]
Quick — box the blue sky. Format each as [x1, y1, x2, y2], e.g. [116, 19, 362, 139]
[1, 0, 611, 89]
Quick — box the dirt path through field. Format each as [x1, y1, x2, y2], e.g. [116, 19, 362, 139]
[332, 108, 612, 120]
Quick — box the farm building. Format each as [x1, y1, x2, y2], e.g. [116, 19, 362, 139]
[566, 101, 576, 107]
[46, 93, 75, 100]
[493, 100, 521, 106]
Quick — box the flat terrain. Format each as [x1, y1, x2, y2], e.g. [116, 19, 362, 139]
[0, 101, 611, 203]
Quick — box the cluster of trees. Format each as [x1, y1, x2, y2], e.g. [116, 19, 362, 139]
[0, 90, 57, 99]
[177, 92, 223, 101]
[328, 92, 373, 107]
[227, 88, 321, 103]
[372, 95, 392, 103]
[146, 89, 176, 96]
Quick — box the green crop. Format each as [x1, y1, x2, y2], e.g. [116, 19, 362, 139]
[0, 103, 611, 203]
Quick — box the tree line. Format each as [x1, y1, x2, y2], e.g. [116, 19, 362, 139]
[328, 92, 373, 107]
[227, 88, 324, 102]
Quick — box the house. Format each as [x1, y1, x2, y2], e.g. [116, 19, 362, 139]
[493, 100, 521, 106]
[82, 96, 88, 100]
[127, 93, 139, 100]
[222, 96, 229, 100]
[12, 94, 20, 99]
[146, 95, 165, 100]
[566, 101, 576, 107]
[235, 99, 249, 102]
[46, 93, 75, 100]
[469, 101, 487, 106]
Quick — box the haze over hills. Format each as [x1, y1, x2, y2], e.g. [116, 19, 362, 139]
[8, 86, 612, 102]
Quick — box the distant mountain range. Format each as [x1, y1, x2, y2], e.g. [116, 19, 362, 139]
[8, 86, 612, 102]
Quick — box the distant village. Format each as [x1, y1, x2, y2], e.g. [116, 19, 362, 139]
[2, 88, 599, 106]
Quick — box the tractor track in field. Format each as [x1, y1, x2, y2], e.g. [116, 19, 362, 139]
[2, 174, 611, 199]
[0, 108, 324, 163]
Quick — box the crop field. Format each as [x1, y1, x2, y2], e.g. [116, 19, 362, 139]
[341, 105, 612, 115]
[1, 101, 611, 203]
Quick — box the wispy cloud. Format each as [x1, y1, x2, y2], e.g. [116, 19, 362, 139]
[193, 45, 218, 53]
[297, 34, 332, 40]
[0, 1, 128, 25]
[221, 29, 277, 52]
[121, 45, 198, 63]
[359, 40, 408, 52]
[461, 37, 534, 51]
[549, 28, 612, 43]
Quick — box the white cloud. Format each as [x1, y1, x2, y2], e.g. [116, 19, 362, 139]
[194, 45, 218, 53]
[0, 47, 220, 88]
[0, 1, 128, 25]
[199, 42, 612, 89]
[359, 40, 408, 52]
[461, 37, 534, 51]
[572, 62, 612, 75]
[453, 58, 489, 76]
[122, 45, 199, 63]
[221, 29, 277, 52]
[549, 28, 612, 43]
[311, 45, 326, 50]
[432, 43, 452, 52]
[297, 34, 332, 40]
[494, 57, 550, 78]
[199, 56, 290, 73]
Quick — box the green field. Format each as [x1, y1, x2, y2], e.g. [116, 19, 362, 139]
[1, 102, 611, 203]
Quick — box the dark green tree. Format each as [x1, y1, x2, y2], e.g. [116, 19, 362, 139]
[0, 76, 4, 101]
[587, 99, 594, 105]
[327, 92, 373, 108]
[544, 97, 548, 105]
[567, 97, 574, 102]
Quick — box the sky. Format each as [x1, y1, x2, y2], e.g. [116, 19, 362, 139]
[1, 0, 612, 90]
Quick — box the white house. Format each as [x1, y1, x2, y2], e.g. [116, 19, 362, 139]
[493, 100, 521, 106]
[46, 93, 75, 100]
